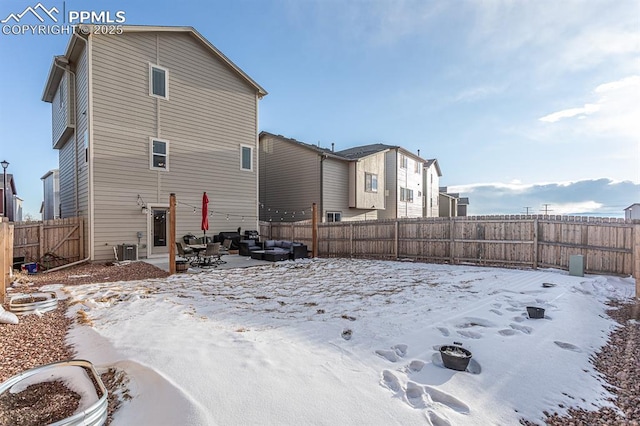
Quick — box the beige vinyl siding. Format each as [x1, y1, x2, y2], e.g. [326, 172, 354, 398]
[51, 73, 75, 148]
[259, 134, 320, 223]
[90, 31, 259, 260]
[379, 151, 397, 220]
[321, 158, 349, 221]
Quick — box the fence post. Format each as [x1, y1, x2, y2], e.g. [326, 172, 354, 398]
[449, 218, 455, 264]
[533, 218, 538, 269]
[349, 223, 353, 258]
[39, 221, 45, 261]
[634, 224, 640, 300]
[312, 203, 318, 258]
[394, 220, 399, 259]
[0, 217, 13, 304]
[169, 193, 176, 275]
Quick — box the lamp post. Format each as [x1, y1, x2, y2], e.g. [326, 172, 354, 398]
[1, 160, 8, 218]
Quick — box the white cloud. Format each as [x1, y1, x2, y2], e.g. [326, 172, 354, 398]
[539, 103, 600, 123]
[538, 75, 640, 139]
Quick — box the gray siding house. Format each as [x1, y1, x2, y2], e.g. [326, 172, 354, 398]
[43, 26, 266, 261]
[41, 169, 60, 220]
[258, 132, 386, 222]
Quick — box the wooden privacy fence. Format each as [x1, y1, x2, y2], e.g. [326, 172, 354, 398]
[260, 215, 639, 277]
[13, 217, 85, 270]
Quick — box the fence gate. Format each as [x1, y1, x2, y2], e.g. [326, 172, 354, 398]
[13, 217, 84, 270]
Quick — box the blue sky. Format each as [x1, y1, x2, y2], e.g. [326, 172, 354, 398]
[0, 0, 638, 218]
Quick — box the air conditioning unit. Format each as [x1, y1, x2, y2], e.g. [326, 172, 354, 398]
[116, 244, 138, 261]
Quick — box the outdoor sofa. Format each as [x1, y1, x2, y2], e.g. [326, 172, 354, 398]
[246, 240, 309, 261]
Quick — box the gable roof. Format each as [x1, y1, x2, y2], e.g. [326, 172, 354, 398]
[43, 25, 267, 102]
[424, 159, 442, 176]
[259, 131, 347, 160]
[336, 143, 397, 159]
[625, 203, 640, 210]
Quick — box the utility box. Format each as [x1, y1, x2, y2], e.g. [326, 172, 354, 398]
[569, 255, 584, 277]
[116, 244, 138, 261]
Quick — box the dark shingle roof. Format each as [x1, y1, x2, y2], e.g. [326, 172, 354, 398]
[335, 143, 397, 159]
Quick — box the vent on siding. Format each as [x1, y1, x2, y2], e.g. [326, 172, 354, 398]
[116, 244, 138, 261]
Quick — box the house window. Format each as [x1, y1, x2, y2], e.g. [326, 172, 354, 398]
[150, 138, 168, 170]
[365, 172, 378, 192]
[414, 161, 421, 174]
[400, 187, 414, 203]
[327, 212, 342, 222]
[240, 145, 253, 171]
[400, 154, 408, 169]
[149, 64, 168, 99]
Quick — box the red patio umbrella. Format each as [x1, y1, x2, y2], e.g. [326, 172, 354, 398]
[201, 192, 209, 241]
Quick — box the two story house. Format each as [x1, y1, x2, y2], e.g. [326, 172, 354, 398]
[258, 132, 385, 222]
[338, 145, 427, 220]
[43, 25, 267, 261]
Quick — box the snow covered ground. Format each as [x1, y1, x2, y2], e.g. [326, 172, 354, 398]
[48, 258, 634, 425]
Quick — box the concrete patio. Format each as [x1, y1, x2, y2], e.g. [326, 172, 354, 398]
[142, 253, 273, 273]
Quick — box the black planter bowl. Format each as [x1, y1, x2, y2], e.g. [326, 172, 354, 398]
[526, 306, 545, 319]
[439, 345, 472, 371]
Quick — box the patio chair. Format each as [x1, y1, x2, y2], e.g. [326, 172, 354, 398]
[203, 242, 226, 266]
[221, 238, 233, 253]
[176, 242, 196, 264]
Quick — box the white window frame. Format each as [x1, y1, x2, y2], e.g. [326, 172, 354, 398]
[240, 144, 253, 171]
[327, 211, 342, 222]
[150, 138, 169, 171]
[414, 161, 421, 174]
[400, 154, 408, 169]
[365, 172, 378, 193]
[149, 63, 169, 99]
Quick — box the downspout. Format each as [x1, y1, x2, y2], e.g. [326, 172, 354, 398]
[320, 154, 326, 223]
[45, 32, 92, 272]
[52, 59, 79, 217]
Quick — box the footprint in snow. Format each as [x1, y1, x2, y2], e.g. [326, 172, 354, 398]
[376, 344, 408, 362]
[426, 410, 452, 426]
[405, 381, 427, 408]
[554, 341, 582, 352]
[423, 385, 470, 414]
[376, 349, 399, 362]
[437, 327, 450, 337]
[510, 323, 533, 334]
[406, 360, 425, 373]
[489, 309, 503, 316]
[381, 370, 402, 393]
[498, 329, 518, 336]
[341, 329, 352, 340]
[456, 330, 482, 339]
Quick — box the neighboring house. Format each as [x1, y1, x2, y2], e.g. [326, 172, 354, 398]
[12, 195, 23, 222]
[438, 187, 470, 217]
[439, 192, 458, 217]
[43, 25, 266, 261]
[41, 169, 60, 220]
[258, 132, 385, 222]
[0, 173, 17, 221]
[423, 159, 441, 218]
[624, 203, 640, 220]
[339, 145, 425, 220]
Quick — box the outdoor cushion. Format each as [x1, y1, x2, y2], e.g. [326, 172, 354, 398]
[281, 241, 293, 250]
[265, 240, 276, 248]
